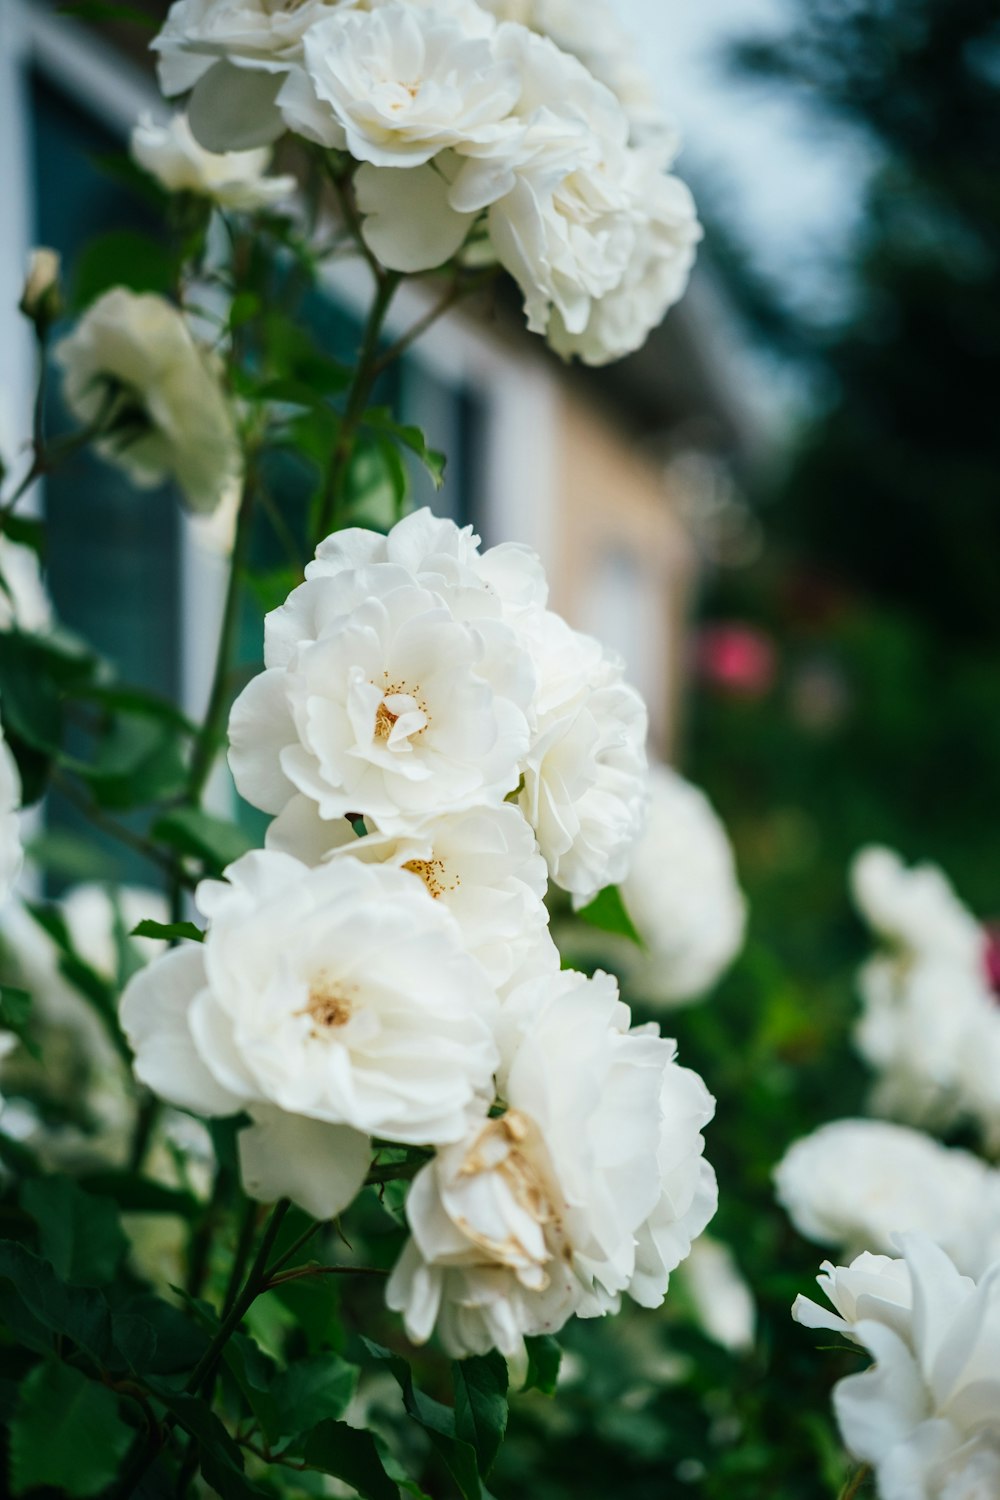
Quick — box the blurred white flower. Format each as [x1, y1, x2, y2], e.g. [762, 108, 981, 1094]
[679, 1236, 756, 1354]
[387, 968, 716, 1357]
[55, 289, 242, 515]
[267, 800, 557, 993]
[131, 111, 296, 209]
[851, 846, 984, 970]
[805, 1235, 1000, 1500]
[280, 2, 519, 162]
[0, 538, 52, 636]
[850, 846, 1000, 1143]
[793, 1251, 913, 1344]
[121, 851, 501, 1215]
[518, 607, 647, 905]
[619, 764, 746, 1007]
[0, 727, 22, 908]
[774, 1119, 1000, 1278]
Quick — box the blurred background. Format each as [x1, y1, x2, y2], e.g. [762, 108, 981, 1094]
[1, 0, 998, 1493]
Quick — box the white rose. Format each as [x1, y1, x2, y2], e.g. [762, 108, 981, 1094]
[387, 968, 716, 1356]
[955, 1013, 1000, 1155]
[267, 799, 557, 993]
[0, 726, 23, 908]
[824, 1235, 1000, 1500]
[228, 557, 534, 837]
[54, 289, 243, 515]
[120, 851, 500, 1214]
[20, 248, 62, 324]
[0, 538, 52, 636]
[153, 0, 359, 150]
[851, 846, 985, 971]
[548, 158, 701, 366]
[855, 954, 996, 1128]
[774, 1119, 1000, 1277]
[131, 112, 296, 209]
[793, 1251, 913, 1344]
[279, 2, 520, 163]
[518, 607, 648, 904]
[619, 764, 745, 1006]
[478, 0, 670, 147]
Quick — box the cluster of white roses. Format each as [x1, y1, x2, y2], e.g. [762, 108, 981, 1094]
[781, 846, 1000, 1499]
[121, 509, 718, 1357]
[794, 1235, 1000, 1500]
[153, 0, 701, 364]
[851, 846, 1000, 1146]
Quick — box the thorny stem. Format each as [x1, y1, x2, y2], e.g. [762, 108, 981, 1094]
[371, 267, 499, 377]
[265, 1263, 388, 1290]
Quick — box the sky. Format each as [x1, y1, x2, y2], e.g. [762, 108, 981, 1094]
[617, 0, 877, 318]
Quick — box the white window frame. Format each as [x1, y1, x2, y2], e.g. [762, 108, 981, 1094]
[0, 0, 561, 733]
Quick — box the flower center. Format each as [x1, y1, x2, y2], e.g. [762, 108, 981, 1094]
[459, 1111, 563, 1266]
[403, 856, 460, 900]
[374, 702, 399, 741]
[300, 975, 353, 1033]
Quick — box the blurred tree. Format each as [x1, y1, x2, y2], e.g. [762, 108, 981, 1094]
[730, 0, 1000, 642]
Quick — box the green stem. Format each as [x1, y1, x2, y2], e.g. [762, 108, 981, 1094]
[313, 271, 401, 549]
[221, 1197, 261, 1318]
[185, 1198, 291, 1397]
[371, 268, 498, 378]
[840, 1464, 872, 1500]
[185, 472, 258, 805]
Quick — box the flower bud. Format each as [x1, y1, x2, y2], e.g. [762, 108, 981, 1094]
[19, 248, 62, 331]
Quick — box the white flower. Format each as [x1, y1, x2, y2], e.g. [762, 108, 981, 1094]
[478, 0, 670, 146]
[816, 1235, 1000, 1500]
[679, 1236, 756, 1354]
[619, 764, 745, 1006]
[120, 850, 500, 1216]
[387, 968, 716, 1357]
[774, 1119, 1000, 1278]
[131, 111, 296, 209]
[517, 607, 647, 905]
[0, 726, 22, 908]
[54, 289, 242, 515]
[228, 538, 534, 838]
[793, 1251, 914, 1344]
[548, 157, 701, 366]
[153, 0, 358, 150]
[279, 2, 520, 163]
[851, 846, 984, 971]
[855, 955, 997, 1128]
[267, 799, 557, 993]
[0, 538, 51, 635]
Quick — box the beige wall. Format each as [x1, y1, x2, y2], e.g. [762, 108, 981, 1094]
[549, 389, 697, 758]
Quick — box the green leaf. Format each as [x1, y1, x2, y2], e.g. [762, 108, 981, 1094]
[302, 1420, 400, 1500]
[452, 1353, 508, 1477]
[362, 1339, 481, 1500]
[522, 1335, 561, 1396]
[80, 1172, 198, 1218]
[0, 1240, 113, 1361]
[0, 986, 40, 1060]
[9, 1360, 134, 1498]
[364, 409, 446, 489]
[73, 230, 177, 309]
[21, 1176, 129, 1286]
[131, 918, 204, 944]
[68, 710, 188, 810]
[58, 0, 156, 23]
[147, 1386, 270, 1500]
[152, 807, 255, 874]
[256, 1354, 359, 1444]
[0, 633, 64, 757]
[0, 515, 45, 557]
[576, 885, 645, 948]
